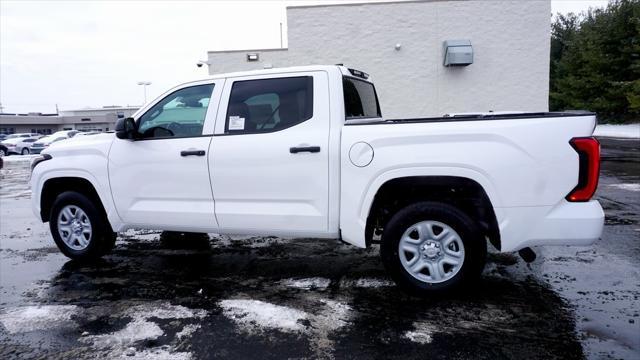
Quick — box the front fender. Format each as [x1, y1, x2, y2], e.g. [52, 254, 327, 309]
[30, 161, 123, 230]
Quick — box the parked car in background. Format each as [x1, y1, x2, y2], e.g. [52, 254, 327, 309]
[30, 130, 79, 154]
[0, 134, 8, 141]
[75, 131, 102, 137]
[13, 137, 42, 155]
[0, 133, 42, 155]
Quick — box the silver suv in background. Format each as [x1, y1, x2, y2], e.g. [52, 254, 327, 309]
[30, 130, 79, 154]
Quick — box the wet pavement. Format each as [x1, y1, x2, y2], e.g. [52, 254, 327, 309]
[0, 137, 638, 359]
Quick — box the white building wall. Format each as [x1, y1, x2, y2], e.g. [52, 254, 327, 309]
[207, 0, 550, 118]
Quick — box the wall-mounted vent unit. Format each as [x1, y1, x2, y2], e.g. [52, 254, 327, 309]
[247, 53, 259, 62]
[443, 40, 473, 67]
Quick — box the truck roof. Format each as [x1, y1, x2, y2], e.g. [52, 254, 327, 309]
[207, 65, 347, 80]
[181, 65, 371, 88]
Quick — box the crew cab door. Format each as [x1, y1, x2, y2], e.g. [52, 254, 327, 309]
[210, 72, 331, 235]
[109, 80, 224, 231]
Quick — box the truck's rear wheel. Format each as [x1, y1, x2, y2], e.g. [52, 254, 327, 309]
[381, 201, 486, 296]
[50, 191, 115, 260]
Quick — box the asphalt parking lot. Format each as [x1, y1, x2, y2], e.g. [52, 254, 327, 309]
[0, 137, 638, 359]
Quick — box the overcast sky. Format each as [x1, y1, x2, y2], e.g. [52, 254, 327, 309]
[0, 0, 609, 114]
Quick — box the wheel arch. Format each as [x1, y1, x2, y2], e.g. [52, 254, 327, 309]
[40, 176, 109, 224]
[363, 175, 501, 250]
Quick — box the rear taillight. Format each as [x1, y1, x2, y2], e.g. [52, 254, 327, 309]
[566, 137, 600, 202]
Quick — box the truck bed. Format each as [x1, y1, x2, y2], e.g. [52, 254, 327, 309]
[339, 111, 601, 251]
[345, 111, 595, 126]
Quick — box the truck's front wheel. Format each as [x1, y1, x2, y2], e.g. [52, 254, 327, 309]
[381, 201, 486, 296]
[50, 191, 115, 260]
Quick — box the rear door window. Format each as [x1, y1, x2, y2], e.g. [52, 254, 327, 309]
[225, 76, 313, 134]
[343, 77, 381, 120]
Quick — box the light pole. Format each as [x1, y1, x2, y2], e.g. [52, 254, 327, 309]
[137, 81, 152, 104]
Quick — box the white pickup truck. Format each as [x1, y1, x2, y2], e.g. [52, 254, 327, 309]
[30, 65, 604, 295]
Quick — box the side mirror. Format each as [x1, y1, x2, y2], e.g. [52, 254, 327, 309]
[115, 117, 138, 140]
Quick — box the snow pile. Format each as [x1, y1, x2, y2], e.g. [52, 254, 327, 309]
[608, 183, 640, 192]
[281, 277, 331, 290]
[0, 304, 78, 333]
[219, 299, 309, 333]
[594, 124, 640, 138]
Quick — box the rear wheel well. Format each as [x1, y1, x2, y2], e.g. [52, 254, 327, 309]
[40, 177, 107, 223]
[365, 176, 500, 250]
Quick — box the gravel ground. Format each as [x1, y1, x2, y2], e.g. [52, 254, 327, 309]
[0, 137, 638, 359]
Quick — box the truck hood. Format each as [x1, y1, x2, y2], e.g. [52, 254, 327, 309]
[42, 132, 115, 157]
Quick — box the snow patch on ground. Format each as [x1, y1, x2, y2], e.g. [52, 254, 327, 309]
[121, 346, 193, 360]
[0, 156, 33, 199]
[219, 297, 353, 357]
[120, 229, 161, 242]
[211, 235, 293, 248]
[219, 299, 309, 333]
[309, 299, 352, 357]
[176, 324, 200, 339]
[341, 277, 395, 288]
[594, 124, 640, 138]
[281, 277, 331, 290]
[86, 318, 163, 348]
[314, 299, 351, 331]
[80, 302, 206, 358]
[608, 183, 640, 192]
[0, 304, 78, 333]
[403, 321, 438, 344]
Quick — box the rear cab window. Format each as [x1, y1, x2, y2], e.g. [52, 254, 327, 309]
[343, 76, 381, 120]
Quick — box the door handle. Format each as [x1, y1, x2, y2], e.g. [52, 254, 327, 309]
[289, 146, 321, 154]
[180, 149, 206, 157]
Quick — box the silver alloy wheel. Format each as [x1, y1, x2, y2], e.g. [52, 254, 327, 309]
[57, 205, 92, 251]
[0, 149, 4, 157]
[21, 148, 29, 155]
[398, 220, 465, 284]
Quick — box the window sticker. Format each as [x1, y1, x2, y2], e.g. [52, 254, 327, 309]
[228, 116, 245, 130]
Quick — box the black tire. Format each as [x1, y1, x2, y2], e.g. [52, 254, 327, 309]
[49, 191, 116, 260]
[0, 148, 5, 157]
[380, 201, 486, 296]
[21, 148, 29, 155]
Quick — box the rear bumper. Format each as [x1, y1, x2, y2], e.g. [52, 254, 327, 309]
[497, 200, 604, 252]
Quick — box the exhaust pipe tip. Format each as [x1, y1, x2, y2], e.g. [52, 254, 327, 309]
[518, 247, 537, 263]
